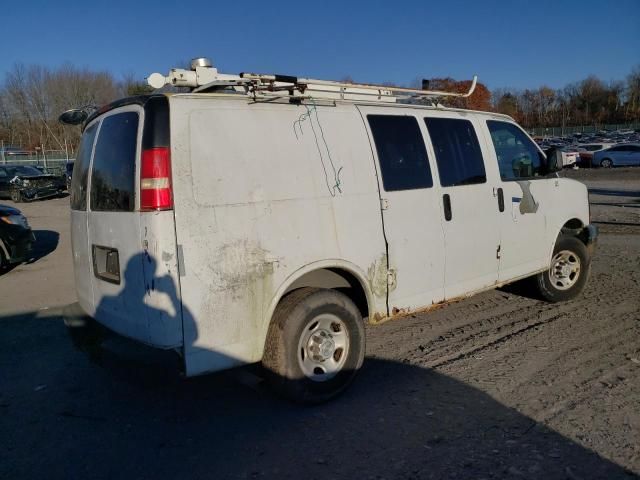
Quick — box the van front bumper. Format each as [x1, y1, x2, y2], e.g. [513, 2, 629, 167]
[63, 302, 184, 373]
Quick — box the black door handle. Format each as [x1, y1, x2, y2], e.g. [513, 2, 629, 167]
[497, 187, 504, 212]
[443, 194, 452, 221]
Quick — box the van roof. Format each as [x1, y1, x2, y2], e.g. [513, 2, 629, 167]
[85, 90, 515, 129]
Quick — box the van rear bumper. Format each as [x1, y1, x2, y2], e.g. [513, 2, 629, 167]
[63, 302, 184, 373]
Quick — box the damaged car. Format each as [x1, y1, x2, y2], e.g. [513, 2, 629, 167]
[0, 204, 34, 270]
[0, 164, 66, 202]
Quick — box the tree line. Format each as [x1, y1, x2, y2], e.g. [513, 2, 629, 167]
[1, 62, 638, 153]
[0, 64, 150, 153]
[429, 67, 639, 130]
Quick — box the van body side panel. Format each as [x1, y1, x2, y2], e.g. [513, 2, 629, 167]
[169, 97, 386, 376]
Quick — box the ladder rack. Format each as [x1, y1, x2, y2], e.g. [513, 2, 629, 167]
[238, 72, 478, 103]
[148, 57, 478, 104]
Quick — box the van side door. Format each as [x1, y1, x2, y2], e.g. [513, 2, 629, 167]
[423, 115, 501, 298]
[359, 107, 446, 312]
[483, 120, 552, 281]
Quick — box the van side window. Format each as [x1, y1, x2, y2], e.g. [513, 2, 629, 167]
[70, 122, 99, 211]
[90, 112, 139, 212]
[487, 121, 545, 180]
[424, 118, 486, 187]
[367, 115, 433, 191]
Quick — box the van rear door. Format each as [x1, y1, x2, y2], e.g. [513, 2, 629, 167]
[70, 121, 99, 315]
[85, 101, 182, 348]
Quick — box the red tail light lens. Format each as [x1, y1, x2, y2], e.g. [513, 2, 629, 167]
[140, 147, 173, 211]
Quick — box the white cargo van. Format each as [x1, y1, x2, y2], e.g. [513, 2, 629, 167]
[61, 59, 596, 403]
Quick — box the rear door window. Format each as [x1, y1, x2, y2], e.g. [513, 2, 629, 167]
[424, 117, 486, 187]
[367, 115, 433, 191]
[487, 121, 545, 180]
[70, 122, 98, 211]
[90, 112, 139, 211]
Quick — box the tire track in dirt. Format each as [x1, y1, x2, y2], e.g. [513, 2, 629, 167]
[366, 231, 640, 474]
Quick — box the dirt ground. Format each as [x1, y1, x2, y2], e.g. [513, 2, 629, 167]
[0, 169, 638, 479]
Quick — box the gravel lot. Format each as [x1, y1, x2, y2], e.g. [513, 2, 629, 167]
[1, 169, 638, 479]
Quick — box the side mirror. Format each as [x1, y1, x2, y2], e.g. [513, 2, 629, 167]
[544, 147, 563, 173]
[59, 109, 89, 125]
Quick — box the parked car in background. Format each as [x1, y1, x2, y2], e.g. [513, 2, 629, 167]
[0, 204, 34, 270]
[0, 146, 30, 158]
[0, 164, 66, 202]
[593, 143, 640, 168]
[577, 143, 614, 167]
[559, 146, 580, 167]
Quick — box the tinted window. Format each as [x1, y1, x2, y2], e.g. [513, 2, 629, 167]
[487, 121, 545, 180]
[70, 122, 98, 210]
[90, 112, 139, 211]
[367, 115, 433, 191]
[424, 118, 486, 187]
[608, 145, 640, 152]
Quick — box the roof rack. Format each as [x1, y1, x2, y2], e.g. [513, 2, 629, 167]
[147, 57, 478, 104]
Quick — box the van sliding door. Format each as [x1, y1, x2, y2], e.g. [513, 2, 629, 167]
[423, 116, 501, 298]
[360, 107, 446, 312]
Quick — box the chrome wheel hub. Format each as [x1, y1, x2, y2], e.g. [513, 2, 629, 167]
[549, 250, 581, 290]
[298, 313, 349, 382]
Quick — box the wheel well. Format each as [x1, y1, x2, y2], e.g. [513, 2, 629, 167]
[283, 268, 369, 320]
[560, 218, 588, 244]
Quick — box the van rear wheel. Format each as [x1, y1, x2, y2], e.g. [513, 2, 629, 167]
[535, 236, 590, 302]
[262, 287, 365, 404]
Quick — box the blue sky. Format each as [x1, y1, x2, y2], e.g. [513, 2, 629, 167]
[1, 0, 638, 91]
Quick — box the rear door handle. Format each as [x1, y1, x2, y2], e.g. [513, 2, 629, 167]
[497, 187, 504, 212]
[443, 194, 452, 221]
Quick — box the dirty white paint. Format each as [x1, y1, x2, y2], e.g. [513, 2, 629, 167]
[71, 92, 590, 377]
[170, 96, 387, 375]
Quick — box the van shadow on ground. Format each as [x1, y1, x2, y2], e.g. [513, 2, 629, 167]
[1, 308, 637, 479]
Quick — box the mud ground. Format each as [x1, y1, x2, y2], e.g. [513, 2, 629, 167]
[0, 169, 638, 479]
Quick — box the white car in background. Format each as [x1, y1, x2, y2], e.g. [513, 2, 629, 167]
[560, 146, 580, 167]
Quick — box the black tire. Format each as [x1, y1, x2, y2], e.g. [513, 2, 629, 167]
[262, 287, 365, 404]
[10, 189, 22, 203]
[536, 235, 590, 302]
[600, 158, 613, 168]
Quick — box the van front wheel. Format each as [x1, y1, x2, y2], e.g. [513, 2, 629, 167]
[536, 236, 590, 302]
[262, 287, 365, 404]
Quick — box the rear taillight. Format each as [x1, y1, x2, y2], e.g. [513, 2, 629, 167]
[140, 147, 172, 211]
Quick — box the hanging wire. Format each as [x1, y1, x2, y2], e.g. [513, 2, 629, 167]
[292, 98, 343, 196]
